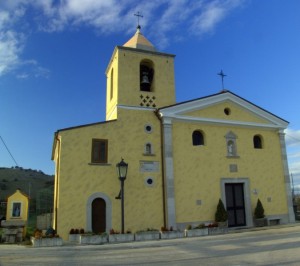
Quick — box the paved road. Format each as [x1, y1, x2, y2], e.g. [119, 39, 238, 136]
[1, 224, 300, 266]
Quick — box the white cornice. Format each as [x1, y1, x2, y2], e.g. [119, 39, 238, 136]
[117, 105, 156, 112]
[158, 91, 288, 129]
[160, 114, 285, 129]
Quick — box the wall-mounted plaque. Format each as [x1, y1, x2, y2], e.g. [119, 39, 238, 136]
[140, 161, 159, 172]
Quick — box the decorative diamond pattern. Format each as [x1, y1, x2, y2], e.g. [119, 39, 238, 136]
[139, 94, 157, 108]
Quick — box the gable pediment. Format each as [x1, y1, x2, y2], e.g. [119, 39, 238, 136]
[158, 91, 288, 129]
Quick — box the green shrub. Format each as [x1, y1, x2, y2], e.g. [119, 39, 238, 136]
[254, 199, 265, 218]
[215, 199, 228, 222]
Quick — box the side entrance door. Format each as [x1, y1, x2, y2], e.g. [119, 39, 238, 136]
[225, 183, 246, 227]
[92, 198, 106, 233]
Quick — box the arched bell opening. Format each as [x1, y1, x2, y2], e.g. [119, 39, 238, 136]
[140, 60, 154, 92]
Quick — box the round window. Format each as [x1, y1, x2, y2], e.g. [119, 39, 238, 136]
[224, 108, 231, 115]
[145, 177, 154, 187]
[145, 124, 153, 133]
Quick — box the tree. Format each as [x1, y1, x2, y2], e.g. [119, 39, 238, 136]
[254, 199, 265, 218]
[215, 199, 228, 222]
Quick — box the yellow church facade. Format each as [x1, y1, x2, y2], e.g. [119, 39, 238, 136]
[52, 27, 295, 240]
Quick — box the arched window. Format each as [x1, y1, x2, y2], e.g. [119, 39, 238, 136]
[144, 143, 154, 155]
[192, 130, 204, 146]
[140, 60, 154, 92]
[253, 135, 263, 149]
[145, 143, 152, 154]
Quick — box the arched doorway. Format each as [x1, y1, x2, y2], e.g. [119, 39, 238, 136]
[92, 198, 106, 233]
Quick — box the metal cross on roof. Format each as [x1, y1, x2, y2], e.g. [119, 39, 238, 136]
[134, 11, 143, 29]
[217, 70, 227, 90]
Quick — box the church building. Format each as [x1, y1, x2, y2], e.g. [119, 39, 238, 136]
[52, 26, 295, 240]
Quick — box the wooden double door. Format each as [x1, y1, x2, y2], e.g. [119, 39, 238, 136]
[225, 183, 246, 227]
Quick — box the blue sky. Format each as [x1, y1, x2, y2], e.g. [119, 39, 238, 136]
[1, 0, 300, 188]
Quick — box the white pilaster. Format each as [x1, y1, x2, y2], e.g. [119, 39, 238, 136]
[162, 118, 176, 228]
[279, 130, 295, 223]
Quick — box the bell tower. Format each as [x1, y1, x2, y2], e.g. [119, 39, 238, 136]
[105, 26, 176, 120]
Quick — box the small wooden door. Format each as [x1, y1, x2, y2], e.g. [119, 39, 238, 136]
[225, 183, 246, 227]
[92, 198, 106, 233]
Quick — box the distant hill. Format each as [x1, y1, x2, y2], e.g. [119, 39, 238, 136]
[0, 167, 54, 200]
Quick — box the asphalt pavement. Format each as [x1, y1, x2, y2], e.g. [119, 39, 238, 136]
[1, 223, 300, 266]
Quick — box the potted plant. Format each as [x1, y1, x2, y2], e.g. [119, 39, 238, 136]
[31, 228, 63, 247]
[254, 199, 267, 227]
[79, 232, 108, 245]
[207, 222, 228, 235]
[108, 228, 134, 243]
[160, 226, 184, 240]
[135, 228, 160, 241]
[215, 199, 228, 227]
[69, 228, 79, 243]
[184, 223, 209, 237]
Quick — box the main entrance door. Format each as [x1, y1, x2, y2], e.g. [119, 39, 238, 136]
[92, 198, 106, 233]
[225, 183, 246, 227]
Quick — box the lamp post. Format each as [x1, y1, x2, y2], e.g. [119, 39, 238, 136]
[116, 158, 128, 234]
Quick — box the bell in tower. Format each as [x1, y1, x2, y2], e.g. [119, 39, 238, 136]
[105, 24, 175, 121]
[140, 65, 154, 92]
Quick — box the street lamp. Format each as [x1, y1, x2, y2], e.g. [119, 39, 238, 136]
[116, 158, 128, 234]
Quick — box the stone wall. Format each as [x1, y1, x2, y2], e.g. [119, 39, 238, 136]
[36, 213, 53, 230]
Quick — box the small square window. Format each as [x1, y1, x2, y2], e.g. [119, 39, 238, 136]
[91, 139, 108, 163]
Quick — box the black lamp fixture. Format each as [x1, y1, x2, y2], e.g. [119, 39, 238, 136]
[116, 158, 128, 181]
[116, 158, 128, 234]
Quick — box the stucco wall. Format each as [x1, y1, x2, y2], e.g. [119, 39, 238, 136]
[172, 118, 288, 224]
[56, 108, 164, 240]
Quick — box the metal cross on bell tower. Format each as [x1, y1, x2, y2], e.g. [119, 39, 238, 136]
[134, 11, 143, 29]
[217, 70, 227, 90]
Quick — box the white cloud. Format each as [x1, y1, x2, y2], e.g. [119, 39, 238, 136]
[34, 66, 50, 79]
[288, 152, 300, 180]
[146, 0, 244, 48]
[191, 0, 244, 35]
[286, 128, 300, 186]
[17, 73, 29, 79]
[0, 0, 245, 76]
[0, 11, 10, 29]
[0, 30, 24, 76]
[290, 161, 300, 175]
[63, 0, 114, 15]
[145, 0, 200, 48]
[0, 6, 27, 76]
[0, 3, 51, 78]
[36, 0, 125, 33]
[285, 128, 300, 147]
[34, 0, 245, 40]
